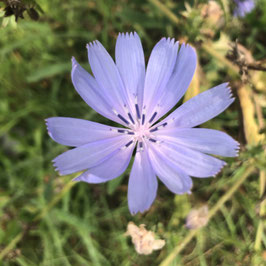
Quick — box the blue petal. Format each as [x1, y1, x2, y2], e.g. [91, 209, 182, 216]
[115, 32, 145, 113]
[149, 141, 225, 178]
[71, 58, 123, 124]
[46, 117, 123, 146]
[143, 38, 179, 118]
[128, 148, 158, 215]
[158, 83, 234, 128]
[87, 41, 130, 118]
[53, 135, 133, 175]
[148, 145, 192, 194]
[156, 44, 197, 120]
[154, 128, 239, 157]
[73, 144, 134, 183]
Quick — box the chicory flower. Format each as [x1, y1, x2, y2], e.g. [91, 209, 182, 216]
[234, 0, 255, 17]
[46, 32, 239, 214]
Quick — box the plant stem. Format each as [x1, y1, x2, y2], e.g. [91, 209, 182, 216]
[148, 0, 179, 24]
[34, 178, 76, 221]
[0, 232, 24, 261]
[160, 164, 255, 266]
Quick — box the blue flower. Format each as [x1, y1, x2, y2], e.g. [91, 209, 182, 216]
[234, 0, 255, 17]
[46, 32, 239, 215]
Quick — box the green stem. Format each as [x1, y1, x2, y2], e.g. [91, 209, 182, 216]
[34, 178, 76, 221]
[0, 232, 24, 261]
[160, 164, 255, 266]
[254, 221, 264, 251]
[148, 0, 179, 24]
[254, 194, 266, 251]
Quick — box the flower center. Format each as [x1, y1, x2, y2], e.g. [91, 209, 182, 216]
[111, 102, 169, 150]
[134, 125, 151, 142]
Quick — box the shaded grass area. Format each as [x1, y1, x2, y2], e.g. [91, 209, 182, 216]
[0, 0, 266, 265]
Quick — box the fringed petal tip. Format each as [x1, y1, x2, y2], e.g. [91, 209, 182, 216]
[71, 56, 78, 67]
[44, 118, 50, 128]
[51, 159, 58, 167]
[52, 162, 63, 176]
[86, 40, 100, 50]
[179, 42, 191, 48]
[71, 59, 78, 79]
[118, 32, 136, 39]
[51, 156, 67, 176]
[151, 37, 178, 49]
[130, 211, 142, 216]
[52, 158, 59, 168]
[44, 118, 53, 138]
[167, 37, 176, 45]
[44, 119, 49, 129]
[45, 118, 50, 127]
[52, 163, 63, 176]
[178, 42, 197, 55]
[47, 130, 53, 139]
[234, 142, 241, 156]
[212, 161, 227, 178]
[129, 205, 151, 216]
[224, 83, 235, 100]
[181, 43, 197, 62]
[163, 37, 178, 47]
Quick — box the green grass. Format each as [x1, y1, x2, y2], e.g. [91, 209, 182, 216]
[0, 0, 266, 265]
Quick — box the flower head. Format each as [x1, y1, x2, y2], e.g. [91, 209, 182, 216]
[233, 0, 255, 17]
[46, 32, 239, 215]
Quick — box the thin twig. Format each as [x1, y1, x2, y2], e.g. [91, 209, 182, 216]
[255, 175, 266, 251]
[148, 0, 180, 24]
[246, 64, 266, 71]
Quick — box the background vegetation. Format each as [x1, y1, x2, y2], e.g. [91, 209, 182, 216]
[0, 0, 265, 265]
